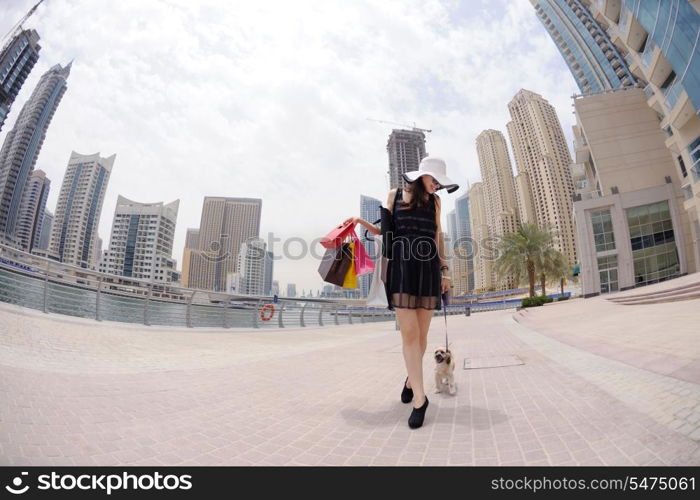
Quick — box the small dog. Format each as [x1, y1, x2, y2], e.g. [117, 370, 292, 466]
[434, 347, 456, 395]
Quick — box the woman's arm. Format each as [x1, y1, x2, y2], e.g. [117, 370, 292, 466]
[342, 216, 381, 235]
[342, 189, 396, 236]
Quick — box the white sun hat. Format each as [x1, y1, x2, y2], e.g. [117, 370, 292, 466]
[402, 157, 459, 193]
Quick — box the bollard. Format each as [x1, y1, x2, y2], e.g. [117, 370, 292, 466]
[42, 260, 50, 314]
[253, 299, 262, 329]
[300, 302, 307, 328]
[96, 276, 102, 321]
[144, 283, 152, 326]
[186, 291, 195, 328]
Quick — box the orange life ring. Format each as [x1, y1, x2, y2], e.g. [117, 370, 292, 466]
[260, 304, 275, 321]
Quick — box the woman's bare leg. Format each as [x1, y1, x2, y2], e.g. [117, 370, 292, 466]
[416, 308, 434, 358]
[395, 308, 426, 408]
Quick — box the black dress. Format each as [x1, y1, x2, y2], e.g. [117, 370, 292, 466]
[386, 187, 441, 311]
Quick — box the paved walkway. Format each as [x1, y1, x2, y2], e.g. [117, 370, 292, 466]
[0, 300, 698, 466]
[516, 280, 700, 385]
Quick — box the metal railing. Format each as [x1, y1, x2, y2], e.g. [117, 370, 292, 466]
[0, 243, 401, 329]
[0, 243, 504, 328]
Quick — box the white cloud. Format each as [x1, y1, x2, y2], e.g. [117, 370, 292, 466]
[0, 0, 579, 295]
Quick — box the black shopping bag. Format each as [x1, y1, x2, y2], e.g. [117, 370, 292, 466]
[318, 241, 353, 286]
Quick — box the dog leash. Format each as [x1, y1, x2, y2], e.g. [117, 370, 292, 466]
[442, 291, 449, 352]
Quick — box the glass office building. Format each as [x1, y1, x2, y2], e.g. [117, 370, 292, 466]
[531, 0, 637, 93]
[622, 0, 700, 112]
[0, 63, 70, 243]
[0, 29, 41, 133]
[454, 192, 475, 293]
[626, 200, 681, 285]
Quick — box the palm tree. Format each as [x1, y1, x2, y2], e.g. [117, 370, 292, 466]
[494, 223, 553, 298]
[537, 247, 569, 297]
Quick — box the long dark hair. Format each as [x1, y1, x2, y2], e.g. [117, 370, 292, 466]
[403, 177, 435, 212]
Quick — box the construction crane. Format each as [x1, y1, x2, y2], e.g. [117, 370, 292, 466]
[1, 0, 45, 51]
[366, 118, 432, 134]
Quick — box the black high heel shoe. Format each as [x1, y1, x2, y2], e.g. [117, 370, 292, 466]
[401, 377, 413, 404]
[408, 396, 429, 429]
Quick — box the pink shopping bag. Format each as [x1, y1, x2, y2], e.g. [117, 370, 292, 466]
[350, 230, 375, 276]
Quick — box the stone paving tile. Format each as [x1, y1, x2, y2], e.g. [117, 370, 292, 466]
[509, 314, 700, 444]
[0, 301, 699, 466]
[514, 286, 700, 384]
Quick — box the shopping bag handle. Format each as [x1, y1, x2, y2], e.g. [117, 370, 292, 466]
[364, 218, 381, 240]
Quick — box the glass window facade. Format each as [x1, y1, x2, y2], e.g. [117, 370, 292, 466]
[597, 254, 619, 293]
[455, 194, 474, 292]
[533, 0, 635, 94]
[123, 215, 140, 277]
[623, 0, 700, 112]
[677, 155, 687, 178]
[689, 135, 700, 181]
[591, 209, 616, 252]
[626, 200, 680, 285]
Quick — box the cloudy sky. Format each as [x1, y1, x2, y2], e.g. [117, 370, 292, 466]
[0, 0, 578, 295]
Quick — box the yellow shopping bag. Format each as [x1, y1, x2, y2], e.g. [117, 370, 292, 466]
[342, 240, 358, 288]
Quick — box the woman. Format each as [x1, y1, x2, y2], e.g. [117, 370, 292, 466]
[345, 157, 458, 429]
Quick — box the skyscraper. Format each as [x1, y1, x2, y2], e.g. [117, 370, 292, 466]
[0, 29, 41, 132]
[468, 182, 494, 293]
[101, 196, 179, 282]
[0, 63, 70, 244]
[182, 197, 262, 291]
[447, 209, 457, 244]
[49, 151, 115, 268]
[232, 238, 267, 295]
[476, 129, 521, 289]
[36, 207, 52, 250]
[15, 168, 49, 252]
[506, 89, 578, 268]
[476, 130, 521, 235]
[359, 194, 381, 298]
[530, 0, 636, 93]
[94, 235, 102, 269]
[446, 209, 459, 293]
[184, 228, 199, 249]
[454, 191, 475, 294]
[387, 129, 427, 189]
[263, 250, 274, 296]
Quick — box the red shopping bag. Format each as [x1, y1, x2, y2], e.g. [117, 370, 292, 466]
[320, 220, 356, 248]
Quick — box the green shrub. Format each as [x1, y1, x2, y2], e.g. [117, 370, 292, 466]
[521, 296, 544, 308]
[557, 296, 570, 301]
[521, 295, 559, 307]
